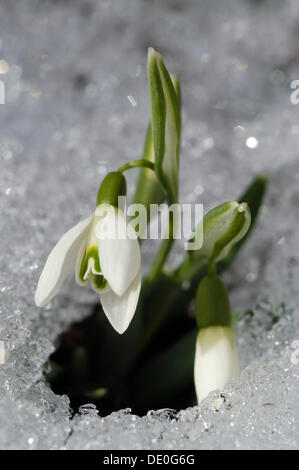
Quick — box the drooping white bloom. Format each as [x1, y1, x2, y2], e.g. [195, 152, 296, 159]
[194, 326, 240, 404]
[35, 204, 141, 334]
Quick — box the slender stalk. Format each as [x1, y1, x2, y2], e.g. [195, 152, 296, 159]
[118, 159, 155, 174]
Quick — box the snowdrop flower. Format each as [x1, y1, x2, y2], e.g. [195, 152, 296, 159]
[194, 273, 240, 403]
[194, 326, 239, 403]
[35, 172, 141, 334]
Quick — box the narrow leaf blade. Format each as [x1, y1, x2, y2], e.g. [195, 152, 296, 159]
[148, 48, 180, 204]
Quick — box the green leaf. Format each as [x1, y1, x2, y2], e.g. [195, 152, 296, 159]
[170, 73, 181, 110]
[147, 48, 181, 204]
[238, 174, 266, 222]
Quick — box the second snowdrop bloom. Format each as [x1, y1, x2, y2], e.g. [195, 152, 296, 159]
[35, 172, 141, 334]
[194, 326, 239, 403]
[194, 273, 240, 404]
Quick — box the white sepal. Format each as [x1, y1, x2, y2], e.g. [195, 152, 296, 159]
[99, 268, 141, 334]
[194, 326, 240, 404]
[96, 205, 141, 297]
[35, 214, 93, 307]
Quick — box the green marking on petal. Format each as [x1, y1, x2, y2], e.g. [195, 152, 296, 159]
[92, 274, 107, 290]
[79, 246, 101, 282]
[78, 245, 108, 292]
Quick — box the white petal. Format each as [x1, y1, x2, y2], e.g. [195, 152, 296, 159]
[99, 268, 141, 334]
[194, 326, 239, 404]
[35, 214, 93, 307]
[96, 205, 141, 296]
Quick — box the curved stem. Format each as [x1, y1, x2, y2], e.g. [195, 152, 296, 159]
[118, 159, 155, 174]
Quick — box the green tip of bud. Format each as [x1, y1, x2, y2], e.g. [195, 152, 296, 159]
[195, 274, 232, 329]
[96, 171, 127, 208]
[256, 173, 267, 184]
[148, 47, 156, 61]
